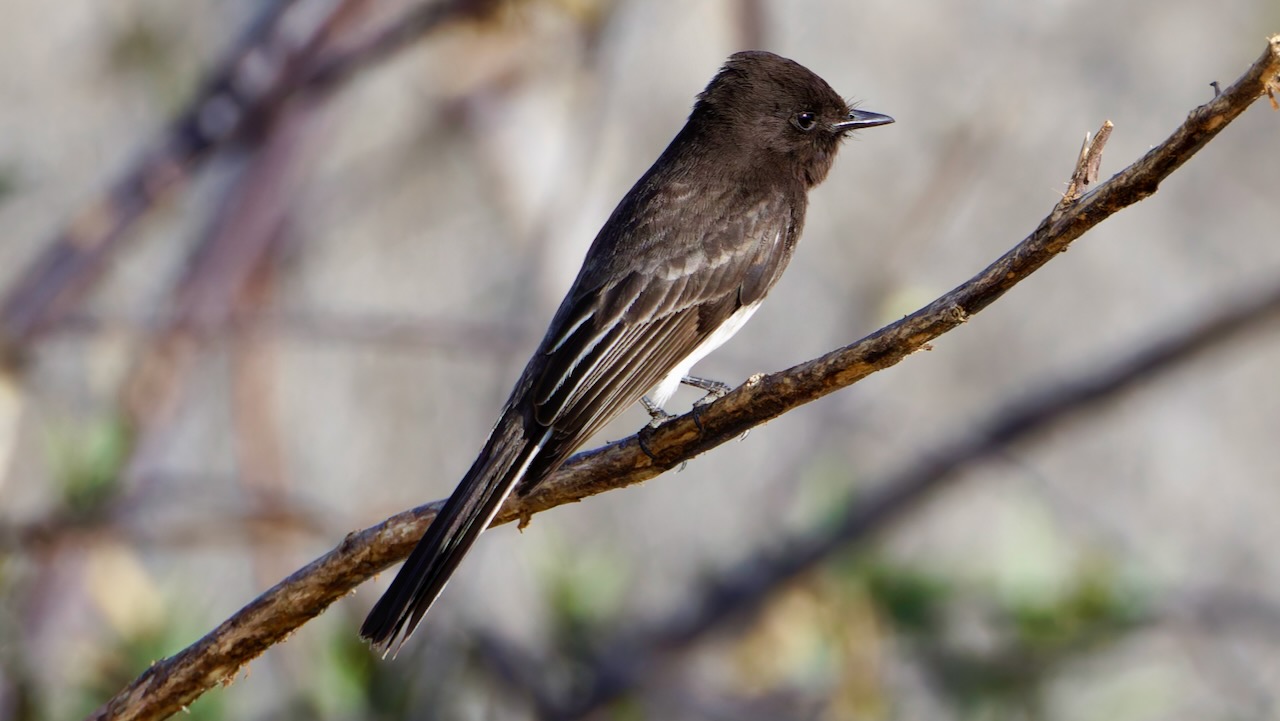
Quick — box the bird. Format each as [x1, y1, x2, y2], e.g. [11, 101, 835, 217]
[360, 50, 893, 652]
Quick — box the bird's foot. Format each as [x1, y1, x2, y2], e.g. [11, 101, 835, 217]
[640, 395, 675, 428]
[681, 374, 732, 399]
[684, 375, 731, 432]
[637, 425, 659, 463]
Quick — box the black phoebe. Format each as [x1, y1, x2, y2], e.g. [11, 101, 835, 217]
[361, 50, 893, 652]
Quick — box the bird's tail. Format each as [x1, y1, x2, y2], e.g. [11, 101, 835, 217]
[360, 409, 549, 654]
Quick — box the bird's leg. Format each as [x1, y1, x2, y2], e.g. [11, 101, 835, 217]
[637, 395, 677, 462]
[682, 375, 732, 433]
[640, 395, 675, 427]
[681, 374, 732, 404]
[639, 376, 730, 439]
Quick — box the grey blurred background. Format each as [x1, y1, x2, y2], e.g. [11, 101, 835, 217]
[1, 1, 1278, 719]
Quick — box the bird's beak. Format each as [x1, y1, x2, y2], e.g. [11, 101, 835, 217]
[833, 108, 895, 131]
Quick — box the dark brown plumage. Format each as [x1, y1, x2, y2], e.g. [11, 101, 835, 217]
[360, 50, 893, 652]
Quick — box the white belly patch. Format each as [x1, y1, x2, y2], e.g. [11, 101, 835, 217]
[650, 302, 761, 407]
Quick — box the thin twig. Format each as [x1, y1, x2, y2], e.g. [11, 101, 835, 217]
[50, 310, 530, 356]
[297, 0, 505, 94]
[1059, 120, 1114, 208]
[84, 34, 1280, 721]
[0, 502, 334, 553]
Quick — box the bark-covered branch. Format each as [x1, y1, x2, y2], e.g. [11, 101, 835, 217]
[553, 269, 1280, 719]
[86, 34, 1280, 721]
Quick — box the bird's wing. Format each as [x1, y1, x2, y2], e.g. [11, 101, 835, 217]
[528, 186, 795, 462]
[359, 185, 793, 649]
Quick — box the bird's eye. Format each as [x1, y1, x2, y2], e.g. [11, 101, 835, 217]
[792, 111, 817, 131]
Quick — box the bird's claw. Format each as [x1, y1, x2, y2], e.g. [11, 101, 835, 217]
[640, 395, 675, 428]
[637, 426, 659, 462]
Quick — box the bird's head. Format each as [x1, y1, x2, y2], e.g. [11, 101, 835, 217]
[693, 50, 893, 187]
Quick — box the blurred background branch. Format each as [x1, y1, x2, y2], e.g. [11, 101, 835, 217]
[0, 0, 508, 364]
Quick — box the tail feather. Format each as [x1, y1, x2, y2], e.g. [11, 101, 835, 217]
[360, 411, 549, 653]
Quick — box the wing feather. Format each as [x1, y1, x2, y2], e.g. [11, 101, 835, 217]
[522, 184, 799, 490]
